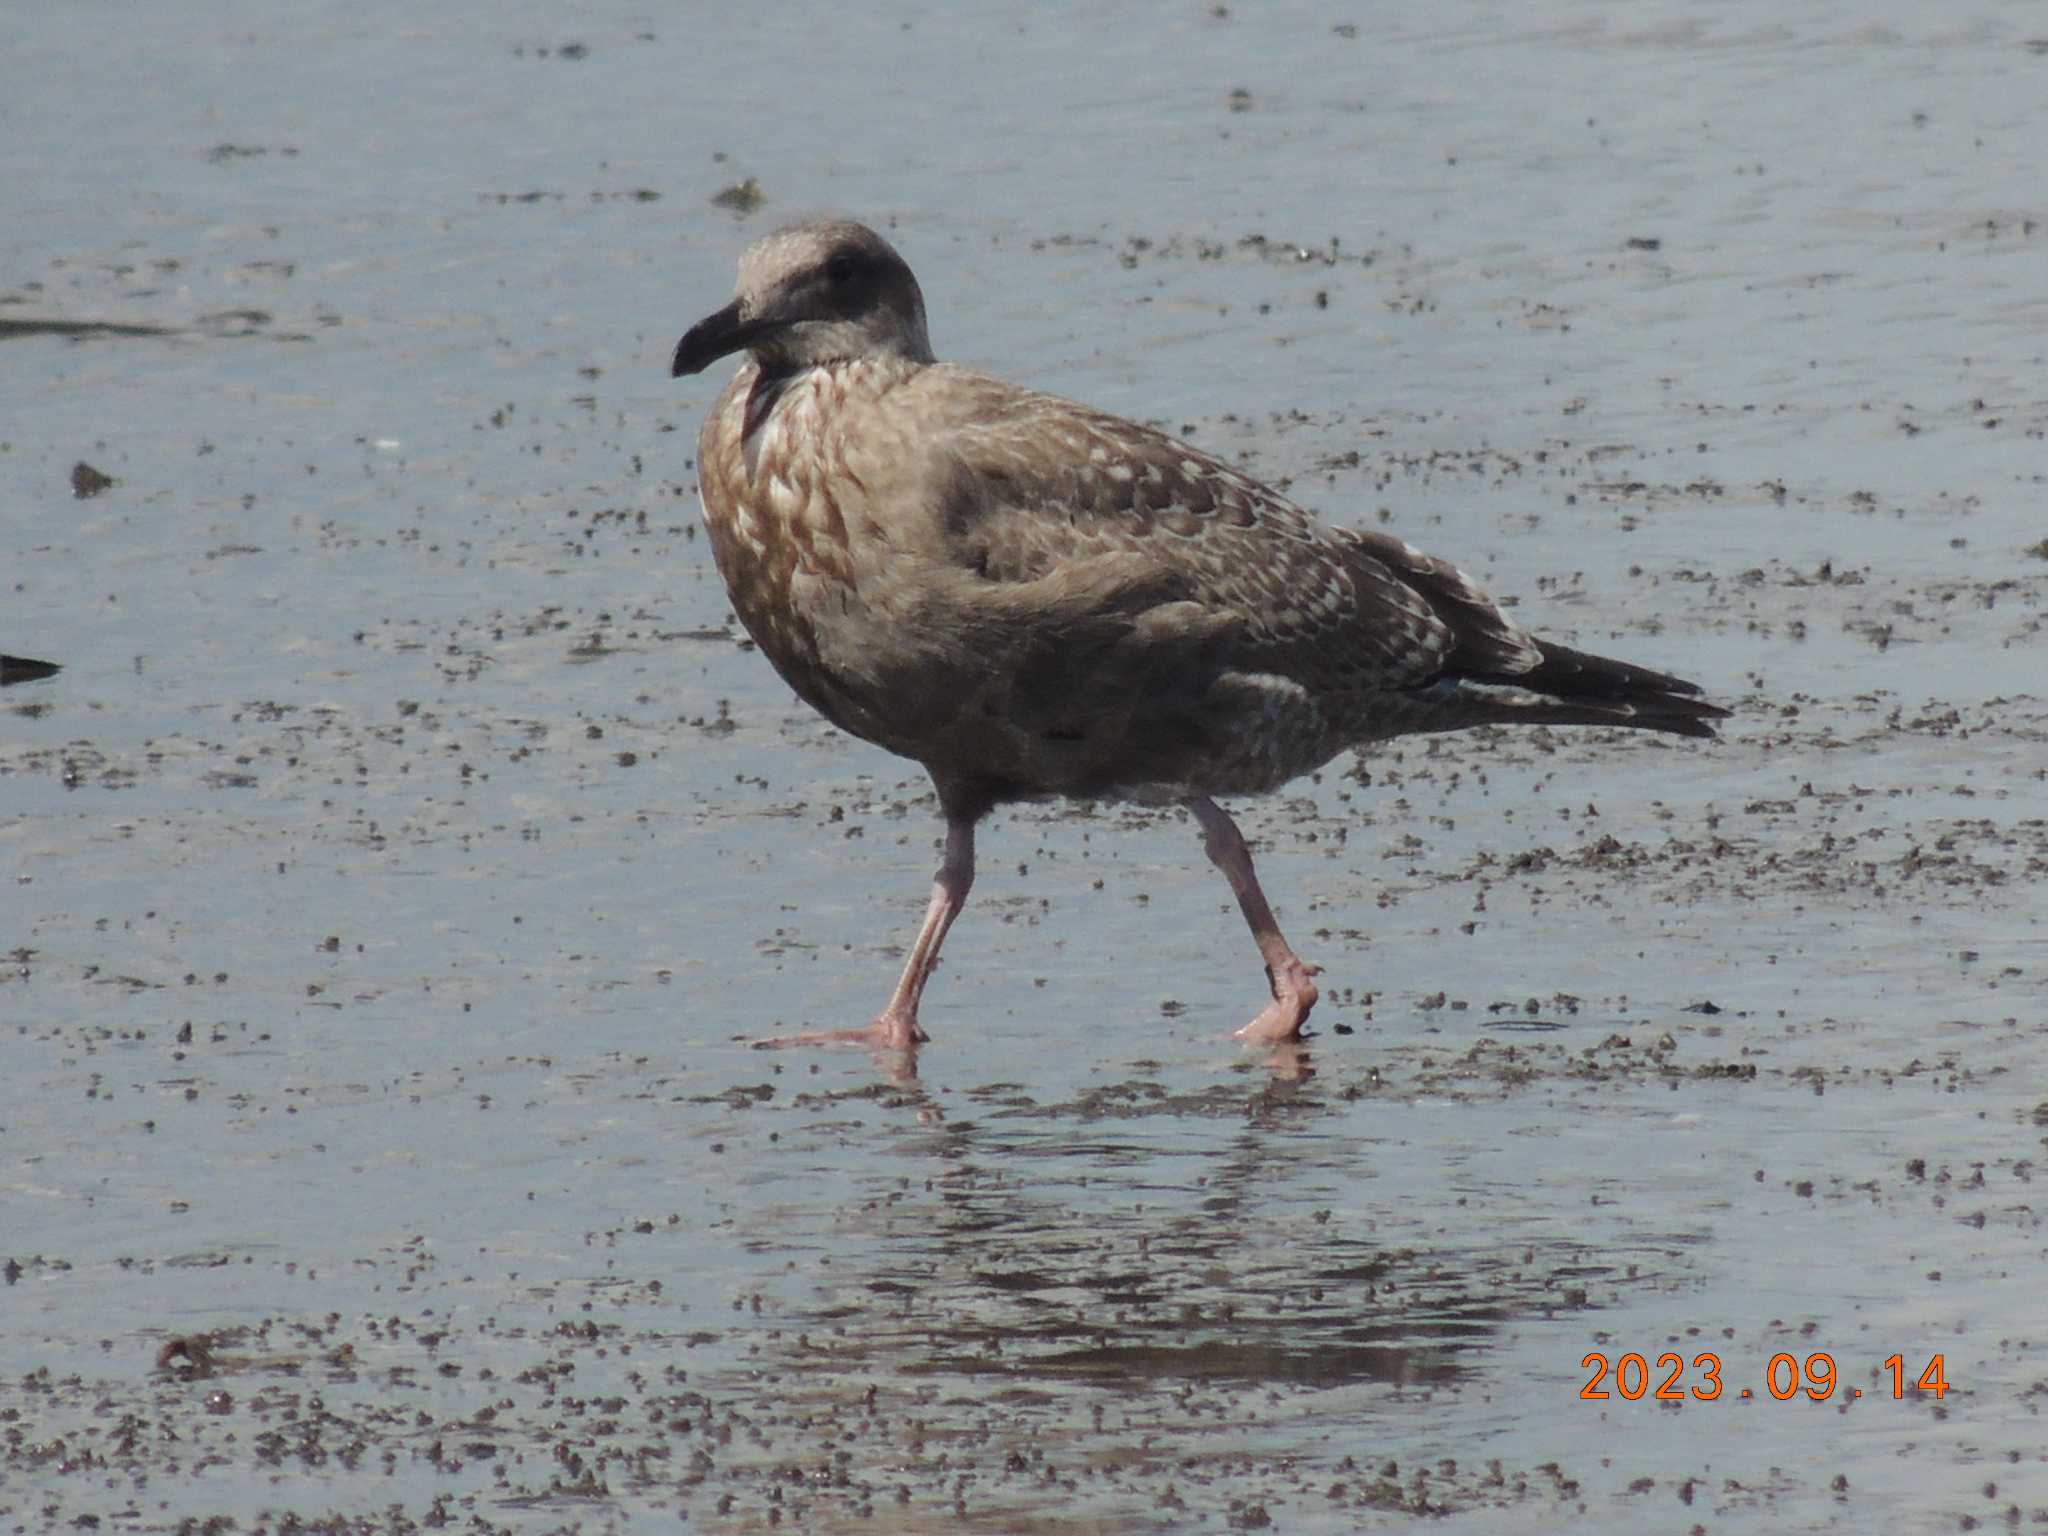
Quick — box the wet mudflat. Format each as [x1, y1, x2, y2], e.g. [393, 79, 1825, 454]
[5, 2, 2045, 1532]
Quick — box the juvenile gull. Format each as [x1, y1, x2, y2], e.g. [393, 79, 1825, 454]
[671, 218, 1727, 1052]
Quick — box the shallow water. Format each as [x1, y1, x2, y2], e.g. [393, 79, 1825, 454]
[5, 2, 2045, 1531]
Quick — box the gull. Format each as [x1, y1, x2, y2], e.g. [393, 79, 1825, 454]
[671, 218, 1726, 1052]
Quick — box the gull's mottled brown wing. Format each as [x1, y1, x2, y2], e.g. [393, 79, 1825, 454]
[921, 377, 1535, 701]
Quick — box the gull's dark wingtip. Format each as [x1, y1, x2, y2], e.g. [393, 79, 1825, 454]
[1432, 639, 1733, 739]
[1654, 697, 1732, 740]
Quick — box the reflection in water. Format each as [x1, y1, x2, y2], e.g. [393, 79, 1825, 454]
[749, 1025, 1315, 1100]
[679, 1068, 1580, 1528]
[889, 1078, 1484, 1394]
[716, 1071, 1515, 1402]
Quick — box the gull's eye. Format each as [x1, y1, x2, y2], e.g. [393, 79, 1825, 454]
[825, 253, 857, 286]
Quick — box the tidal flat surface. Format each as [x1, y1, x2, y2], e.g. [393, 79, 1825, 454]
[4, 2, 2044, 1532]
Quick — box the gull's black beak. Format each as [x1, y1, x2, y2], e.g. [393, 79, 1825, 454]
[671, 298, 776, 378]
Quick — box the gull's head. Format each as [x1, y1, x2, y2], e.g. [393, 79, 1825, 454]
[672, 218, 934, 378]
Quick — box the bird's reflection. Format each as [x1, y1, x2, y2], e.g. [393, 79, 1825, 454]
[753, 1020, 1312, 1092]
[1255, 1039, 1316, 1083]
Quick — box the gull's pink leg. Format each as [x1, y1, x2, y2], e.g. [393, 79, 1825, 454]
[1187, 796, 1320, 1043]
[867, 813, 975, 1048]
[754, 813, 975, 1053]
